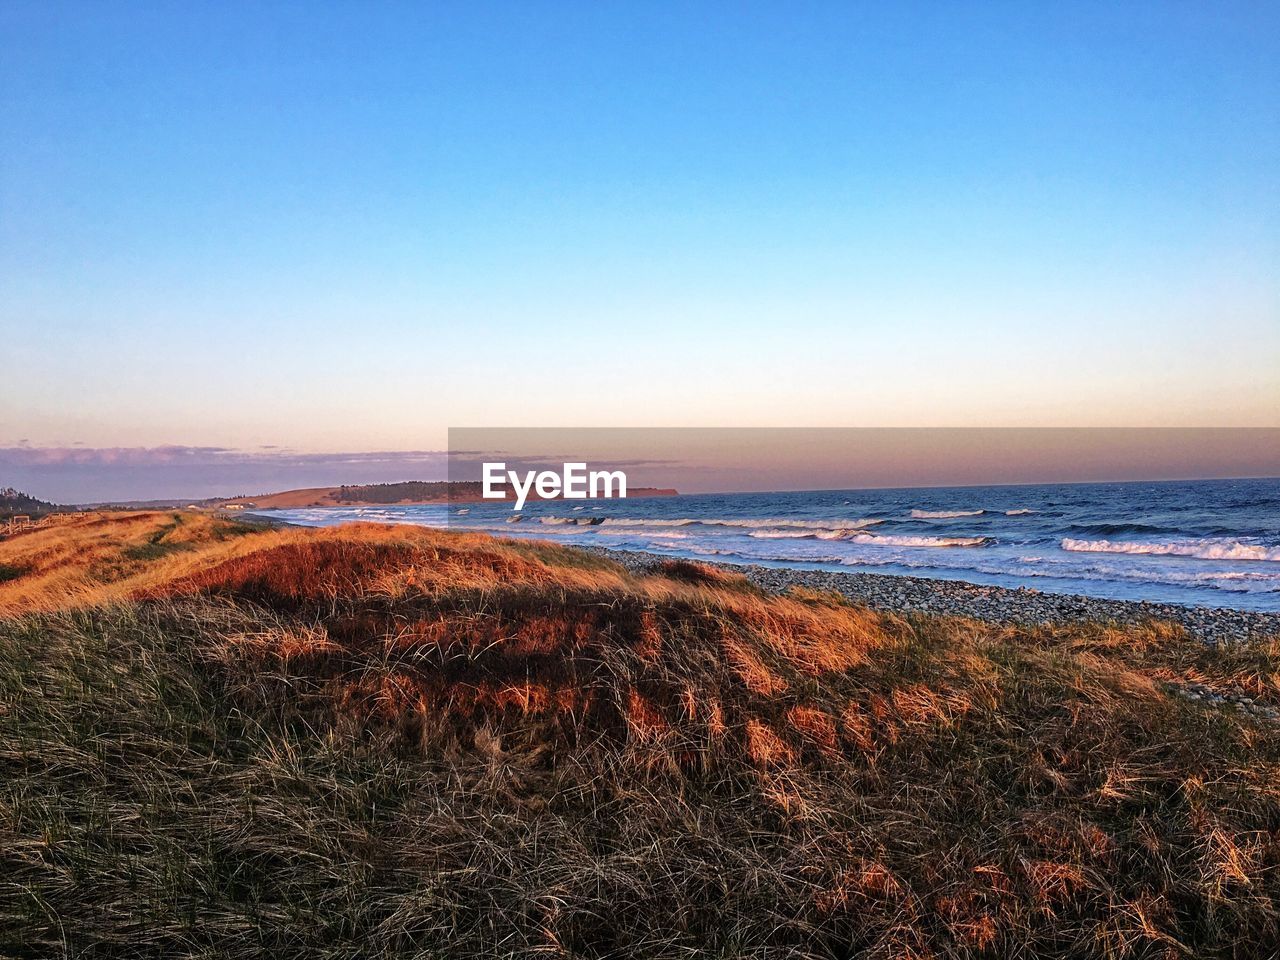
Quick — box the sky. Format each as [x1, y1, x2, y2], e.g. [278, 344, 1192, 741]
[447, 429, 1280, 494]
[1, 2, 1278, 500]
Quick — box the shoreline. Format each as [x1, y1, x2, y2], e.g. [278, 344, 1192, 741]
[588, 546, 1280, 646]
[218, 485, 678, 511]
[231, 511, 1280, 645]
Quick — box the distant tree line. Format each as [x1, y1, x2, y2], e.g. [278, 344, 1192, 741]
[0, 487, 60, 520]
[334, 481, 479, 503]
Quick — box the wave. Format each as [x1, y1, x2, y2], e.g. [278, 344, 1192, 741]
[704, 517, 883, 531]
[750, 528, 846, 540]
[535, 516, 883, 532]
[687, 545, 743, 558]
[596, 529, 690, 540]
[747, 528, 990, 547]
[1061, 538, 1280, 562]
[857, 533, 993, 548]
[595, 518, 698, 527]
[911, 509, 985, 519]
[687, 544, 852, 564]
[1005, 508, 1036, 516]
[748, 527, 879, 541]
[508, 514, 990, 549]
[1066, 523, 1180, 536]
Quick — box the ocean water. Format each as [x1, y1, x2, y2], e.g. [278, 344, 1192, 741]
[262, 477, 1280, 611]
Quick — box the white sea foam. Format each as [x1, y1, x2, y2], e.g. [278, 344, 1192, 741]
[708, 517, 883, 530]
[748, 526, 879, 541]
[539, 516, 883, 531]
[1005, 508, 1036, 516]
[1061, 538, 1280, 562]
[750, 528, 835, 540]
[595, 518, 698, 527]
[911, 509, 985, 519]
[596, 529, 689, 539]
[855, 533, 991, 548]
[525, 514, 988, 548]
[748, 528, 813, 540]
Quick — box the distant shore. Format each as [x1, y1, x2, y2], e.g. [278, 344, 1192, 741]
[590, 546, 1280, 646]
[220, 482, 677, 510]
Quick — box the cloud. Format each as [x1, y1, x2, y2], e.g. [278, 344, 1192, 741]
[0, 444, 685, 503]
[0, 445, 448, 467]
[1, 445, 233, 466]
[0, 446, 450, 503]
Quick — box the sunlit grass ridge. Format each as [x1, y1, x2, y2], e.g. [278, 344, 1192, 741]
[1, 512, 1278, 957]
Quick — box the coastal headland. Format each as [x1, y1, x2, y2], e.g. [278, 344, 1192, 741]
[216, 480, 678, 510]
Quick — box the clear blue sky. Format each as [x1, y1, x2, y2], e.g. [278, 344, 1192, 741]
[2, 2, 1277, 470]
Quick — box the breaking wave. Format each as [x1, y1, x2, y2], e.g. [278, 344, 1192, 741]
[1066, 523, 1180, 536]
[911, 509, 985, 519]
[704, 517, 883, 531]
[595, 518, 698, 527]
[596, 529, 690, 540]
[1061, 538, 1280, 562]
[858, 534, 993, 548]
[749, 527, 860, 540]
[749, 528, 991, 547]
[535, 516, 883, 532]
[529, 514, 992, 550]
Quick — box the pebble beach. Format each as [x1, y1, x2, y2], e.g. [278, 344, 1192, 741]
[593, 547, 1280, 647]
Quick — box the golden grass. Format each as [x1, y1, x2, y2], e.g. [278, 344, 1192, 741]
[0, 511, 276, 612]
[2, 511, 1279, 957]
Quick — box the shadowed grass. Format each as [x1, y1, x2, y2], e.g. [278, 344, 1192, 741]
[1, 512, 1278, 958]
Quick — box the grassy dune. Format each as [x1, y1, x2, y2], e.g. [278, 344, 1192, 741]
[2, 512, 1279, 958]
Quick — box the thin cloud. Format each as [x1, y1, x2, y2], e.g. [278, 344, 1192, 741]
[0, 446, 448, 467]
[0, 446, 451, 502]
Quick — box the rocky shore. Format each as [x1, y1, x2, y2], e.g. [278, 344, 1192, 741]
[591, 547, 1280, 647]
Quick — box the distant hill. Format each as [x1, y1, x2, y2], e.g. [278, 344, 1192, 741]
[0, 487, 60, 520]
[77, 498, 219, 510]
[216, 480, 678, 509]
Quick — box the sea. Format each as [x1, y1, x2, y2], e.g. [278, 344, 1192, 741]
[260, 477, 1280, 611]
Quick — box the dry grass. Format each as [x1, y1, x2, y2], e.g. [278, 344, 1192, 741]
[0, 511, 265, 612]
[2, 512, 1279, 958]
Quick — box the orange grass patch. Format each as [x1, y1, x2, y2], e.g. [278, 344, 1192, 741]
[5, 510, 1280, 957]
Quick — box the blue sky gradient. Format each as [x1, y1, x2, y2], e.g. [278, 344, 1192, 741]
[2, 2, 1277, 468]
